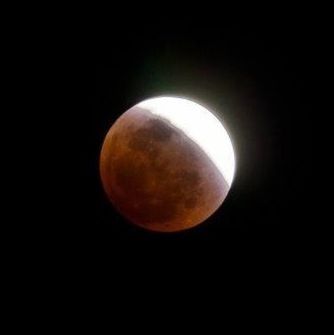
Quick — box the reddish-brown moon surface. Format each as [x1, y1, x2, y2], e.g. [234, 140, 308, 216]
[100, 97, 235, 232]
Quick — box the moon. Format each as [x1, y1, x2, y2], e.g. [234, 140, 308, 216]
[100, 97, 235, 232]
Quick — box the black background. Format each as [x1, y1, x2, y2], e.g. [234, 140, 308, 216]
[42, 11, 317, 272]
[1, 4, 325, 328]
[5, 7, 323, 326]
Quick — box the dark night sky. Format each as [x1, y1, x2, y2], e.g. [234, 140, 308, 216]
[3, 5, 324, 328]
[42, 11, 317, 271]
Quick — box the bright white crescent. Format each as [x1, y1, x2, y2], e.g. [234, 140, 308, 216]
[138, 97, 236, 186]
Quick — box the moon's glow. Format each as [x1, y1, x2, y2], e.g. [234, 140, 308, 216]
[138, 97, 235, 186]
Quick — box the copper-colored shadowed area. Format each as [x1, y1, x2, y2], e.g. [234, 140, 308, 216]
[100, 107, 230, 232]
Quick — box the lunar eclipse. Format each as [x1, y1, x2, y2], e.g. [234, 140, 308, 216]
[100, 97, 235, 232]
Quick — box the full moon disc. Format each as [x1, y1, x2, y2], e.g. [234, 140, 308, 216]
[100, 97, 235, 232]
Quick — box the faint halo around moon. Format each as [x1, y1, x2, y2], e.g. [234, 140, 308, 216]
[100, 96, 236, 232]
